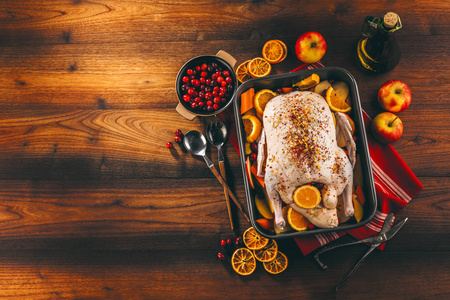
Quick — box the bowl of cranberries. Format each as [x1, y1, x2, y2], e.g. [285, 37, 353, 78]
[175, 50, 237, 120]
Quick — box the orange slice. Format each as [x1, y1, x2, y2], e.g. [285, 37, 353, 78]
[262, 40, 286, 64]
[263, 251, 288, 274]
[236, 60, 252, 83]
[241, 115, 262, 143]
[287, 207, 310, 231]
[326, 86, 351, 112]
[253, 239, 278, 262]
[293, 73, 320, 90]
[254, 89, 276, 116]
[293, 185, 321, 209]
[247, 57, 272, 78]
[243, 227, 269, 250]
[274, 40, 288, 62]
[231, 248, 257, 276]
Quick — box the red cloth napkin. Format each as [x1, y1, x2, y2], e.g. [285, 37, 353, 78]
[221, 62, 423, 255]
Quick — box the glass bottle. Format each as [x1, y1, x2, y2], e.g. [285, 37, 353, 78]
[356, 12, 402, 73]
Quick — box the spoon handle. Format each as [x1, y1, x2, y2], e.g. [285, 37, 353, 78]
[219, 158, 234, 230]
[208, 164, 250, 222]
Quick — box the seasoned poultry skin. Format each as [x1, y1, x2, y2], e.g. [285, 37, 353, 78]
[263, 91, 353, 228]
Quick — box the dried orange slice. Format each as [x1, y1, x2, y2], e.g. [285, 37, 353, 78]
[241, 115, 262, 143]
[326, 86, 351, 112]
[274, 40, 288, 62]
[293, 185, 321, 209]
[262, 40, 286, 64]
[243, 227, 269, 250]
[231, 247, 257, 276]
[287, 207, 310, 231]
[254, 89, 276, 116]
[263, 251, 288, 274]
[247, 57, 271, 78]
[236, 60, 252, 83]
[254, 239, 278, 262]
[293, 73, 320, 90]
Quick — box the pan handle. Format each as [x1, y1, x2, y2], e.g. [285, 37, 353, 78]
[216, 50, 237, 69]
[176, 102, 197, 120]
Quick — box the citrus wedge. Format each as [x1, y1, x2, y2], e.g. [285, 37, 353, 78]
[254, 89, 276, 116]
[262, 40, 286, 64]
[241, 115, 262, 143]
[293, 185, 321, 209]
[254, 239, 278, 262]
[236, 60, 252, 83]
[247, 57, 271, 78]
[326, 86, 351, 112]
[287, 207, 310, 231]
[293, 73, 320, 90]
[243, 227, 269, 250]
[231, 248, 257, 276]
[263, 251, 288, 274]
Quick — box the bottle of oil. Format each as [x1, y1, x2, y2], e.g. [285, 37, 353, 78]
[356, 12, 402, 73]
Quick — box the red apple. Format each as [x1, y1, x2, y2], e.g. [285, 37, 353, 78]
[371, 112, 403, 144]
[377, 80, 412, 113]
[295, 32, 327, 64]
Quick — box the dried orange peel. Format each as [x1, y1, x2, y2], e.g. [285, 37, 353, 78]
[247, 57, 272, 78]
[231, 248, 257, 276]
[262, 40, 287, 64]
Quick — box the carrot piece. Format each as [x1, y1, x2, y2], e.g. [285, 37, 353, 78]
[281, 87, 293, 93]
[355, 185, 365, 206]
[240, 88, 255, 115]
[250, 162, 265, 188]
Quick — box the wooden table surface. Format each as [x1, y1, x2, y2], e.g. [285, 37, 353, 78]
[1, 0, 449, 299]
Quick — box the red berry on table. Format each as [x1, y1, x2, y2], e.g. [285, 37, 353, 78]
[250, 153, 257, 161]
[217, 252, 225, 261]
[166, 142, 173, 149]
[220, 239, 226, 247]
[235, 237, 242, 247]
[175, 129, 182, 136]
[174, 135, 182, 143]
[307, 223, 315, 230]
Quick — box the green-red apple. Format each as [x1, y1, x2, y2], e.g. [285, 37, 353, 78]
[295, 32, 327, 64]
[377, 80, 412, 113]
[371, 112, 403, 144]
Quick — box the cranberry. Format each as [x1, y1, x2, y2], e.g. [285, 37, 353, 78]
[186, 69, 194, 75]
[251, 143, 258, 152]
[223, 70, 230, 77]
[211, 62, 218, 68]
[221, 81, 227, 87]
[215, 71, 222, 77]
[191, 79, 200, 87]
[181, 84, 189, 92]
[192, 90, 198, 97]
[175, 129, 182, 136]
[204, 86, 212, 93]
[201, 71, 208, 77]
[207, 105, 214, 112]
[190, 75, 195, 79]
[183, 94, 190, 102]
[213, 97, 220, 104]
[207, 65, 214, 72]
[206, 100, 213, 106]
[191, 102, 197, 109]
[166, 142, 173, 149]
[213, 104, 219, 110]
[182, 76, 189, 83]
[235, 237, 243, 247]
[205, 79, 211, 85]
[209, 80, 216, 86]
[221, 97, 227, 103]
[198, 91, 205, 98]
[199, 77, 205, 84]
[217, 76, 224, 84]
[211, 73, 218, 80]
[200, 84, 205, 90]
[219, 92, 224, 97]
[227, 84, 233, 91]
[205, 92, 212, 100]
[213, 86, 219, 92]
[174, 135, 182, 143]
[212, 91, 217, 97]
[201, 63, 208, 71]
[225, 76, 232, 83]
[217, 252, 225, 261]
[250, 153, 257, 161]
[194, 97, 201, 102]
[307, 223, 315, 230]
[220, 86, 227, 93]
[220, 239, 226, 247]
[187, 88, 195, 95]
[198, 101, 204, 107]
[195, 65, 201, 72]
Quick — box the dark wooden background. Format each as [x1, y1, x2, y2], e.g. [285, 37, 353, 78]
[0, 0, 449, 299]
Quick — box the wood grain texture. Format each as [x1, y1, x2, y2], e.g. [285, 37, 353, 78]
[0, 0, 449, 298]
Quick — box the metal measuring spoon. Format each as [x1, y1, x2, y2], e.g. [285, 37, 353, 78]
[206, 121, 233, 229]
[183, 130, 249, 222]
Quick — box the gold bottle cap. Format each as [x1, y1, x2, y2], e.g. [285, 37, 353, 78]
[383, 12, 399, 28]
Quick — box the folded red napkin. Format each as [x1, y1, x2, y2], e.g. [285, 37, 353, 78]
[221, 62, 423, 255]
